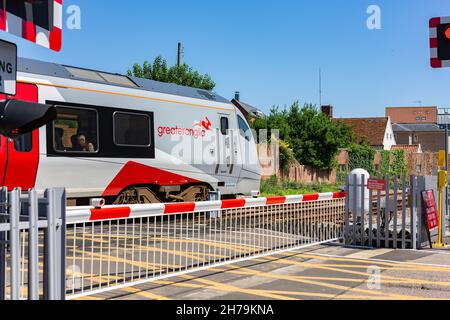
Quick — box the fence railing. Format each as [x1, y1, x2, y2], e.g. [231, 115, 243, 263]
[344, 175, 424, 249]
[64, 192, 346, 299]
[0, 188, 66, 300]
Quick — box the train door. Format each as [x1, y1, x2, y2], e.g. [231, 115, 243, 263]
[216, 114, 241, 182]
[0, 83, 40, 189]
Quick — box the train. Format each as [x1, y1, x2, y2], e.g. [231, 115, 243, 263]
[0, 58, 261, 206]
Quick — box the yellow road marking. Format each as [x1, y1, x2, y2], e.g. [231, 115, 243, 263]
[151, 279, 408, 300]
[213, 265, 429, 300]
[179, 274, 298, 300]
[284, 252, 450, 272]
[118, 287, 170, 300]
[256, 255, 450, 289]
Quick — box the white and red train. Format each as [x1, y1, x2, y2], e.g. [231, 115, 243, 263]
[0, 58, 261, 205]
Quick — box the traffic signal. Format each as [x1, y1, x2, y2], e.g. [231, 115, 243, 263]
[0, 100, 56, 138]
[430, 17, 450, 68]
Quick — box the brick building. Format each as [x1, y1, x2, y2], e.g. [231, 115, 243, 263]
[386, 106, 438, 124]
[387, 106, 447, 153]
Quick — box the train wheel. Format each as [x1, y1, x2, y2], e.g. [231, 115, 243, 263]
[113, 187, 161, 204]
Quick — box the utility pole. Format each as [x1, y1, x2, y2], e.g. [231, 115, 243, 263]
[177, 42, 183, 67]
[319, 68, 322, 107]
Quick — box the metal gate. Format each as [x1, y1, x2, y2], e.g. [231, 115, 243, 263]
[0, 188, 66, 300]
[344, 174, 427, 249]
[64, 192, 346, 299]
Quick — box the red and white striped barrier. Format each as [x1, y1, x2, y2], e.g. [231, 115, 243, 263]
[0, 0, 62, 51]
[66, 192, 346, 224]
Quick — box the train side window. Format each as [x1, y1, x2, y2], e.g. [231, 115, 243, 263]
[14, 132, 33, 152]
[53, 107, 99, 153]
[113, 112, 151, 147]
[237, 115, 252, 141]
[220, 117, 229, 135]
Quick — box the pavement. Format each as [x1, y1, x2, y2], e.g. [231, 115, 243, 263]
[78, 243, 450, 301]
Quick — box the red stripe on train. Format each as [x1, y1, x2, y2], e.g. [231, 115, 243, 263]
[89, 207, 131, 221]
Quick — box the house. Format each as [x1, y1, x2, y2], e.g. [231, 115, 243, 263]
[334, 117, 397, 151]
[386, 106, 438, 124]
[231, 92, 266, 121]
[392, 123, 447, 153]
[387, 106, 447, 153]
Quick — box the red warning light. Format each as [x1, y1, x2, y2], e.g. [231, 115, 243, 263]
[446, 27, 450, 40]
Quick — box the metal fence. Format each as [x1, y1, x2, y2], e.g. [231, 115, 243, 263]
[0, 188, 66, 300]
[64, 192, 346, 299]
[344, 175, 423, 249]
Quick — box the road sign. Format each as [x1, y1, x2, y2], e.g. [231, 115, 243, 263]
[422, 190, 439, 246]
[0, 39, 16, 95]
[0, 0, 62, 51]
[430, 16, 450, 68]
[367, 179, 386, 191]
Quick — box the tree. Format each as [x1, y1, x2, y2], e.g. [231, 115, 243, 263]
[127, 56, 216, 90]
[251, 102, 355, 171]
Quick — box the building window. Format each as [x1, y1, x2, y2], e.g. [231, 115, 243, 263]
[114, 112, 151, 147]
[413, 134, 419, 143]
[416, 165, 422, 173]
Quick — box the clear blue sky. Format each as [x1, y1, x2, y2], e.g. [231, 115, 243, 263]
[2, 0, 450, 117]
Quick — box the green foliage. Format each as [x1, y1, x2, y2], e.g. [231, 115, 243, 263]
[260, 176, 340, 197]
[391, 150, 407, 177]
[127, 56, 216, 90]
[250, 102, 355, 171]
[348, 144, 376, 175]
[279, 140, 299, 174]
[379, 150, 391, 177]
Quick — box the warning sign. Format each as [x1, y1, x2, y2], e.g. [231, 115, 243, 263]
[367, 179, 386, 191]
[421, 190, 439, 248]
[0, 39, 16, 95]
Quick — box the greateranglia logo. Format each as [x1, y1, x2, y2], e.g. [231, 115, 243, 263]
[158, 117, 213, 139]
[194, 116, 212, 131]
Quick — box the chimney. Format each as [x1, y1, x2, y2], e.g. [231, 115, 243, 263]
[234, 91, 240, 101]
[321, 105, 333, 118]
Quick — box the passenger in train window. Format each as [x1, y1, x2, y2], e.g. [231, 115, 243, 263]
[77, 134, 95, 152]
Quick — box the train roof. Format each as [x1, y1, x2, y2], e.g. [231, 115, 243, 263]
[17, 57, 231, 104]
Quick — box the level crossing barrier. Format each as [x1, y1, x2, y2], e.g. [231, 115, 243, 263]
[64, 192, 346, 299]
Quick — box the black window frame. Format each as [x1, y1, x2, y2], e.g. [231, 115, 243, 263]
[46, 101, 155, 159]
[220, 117, 229, 135]
[113, 111, 152, 148]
